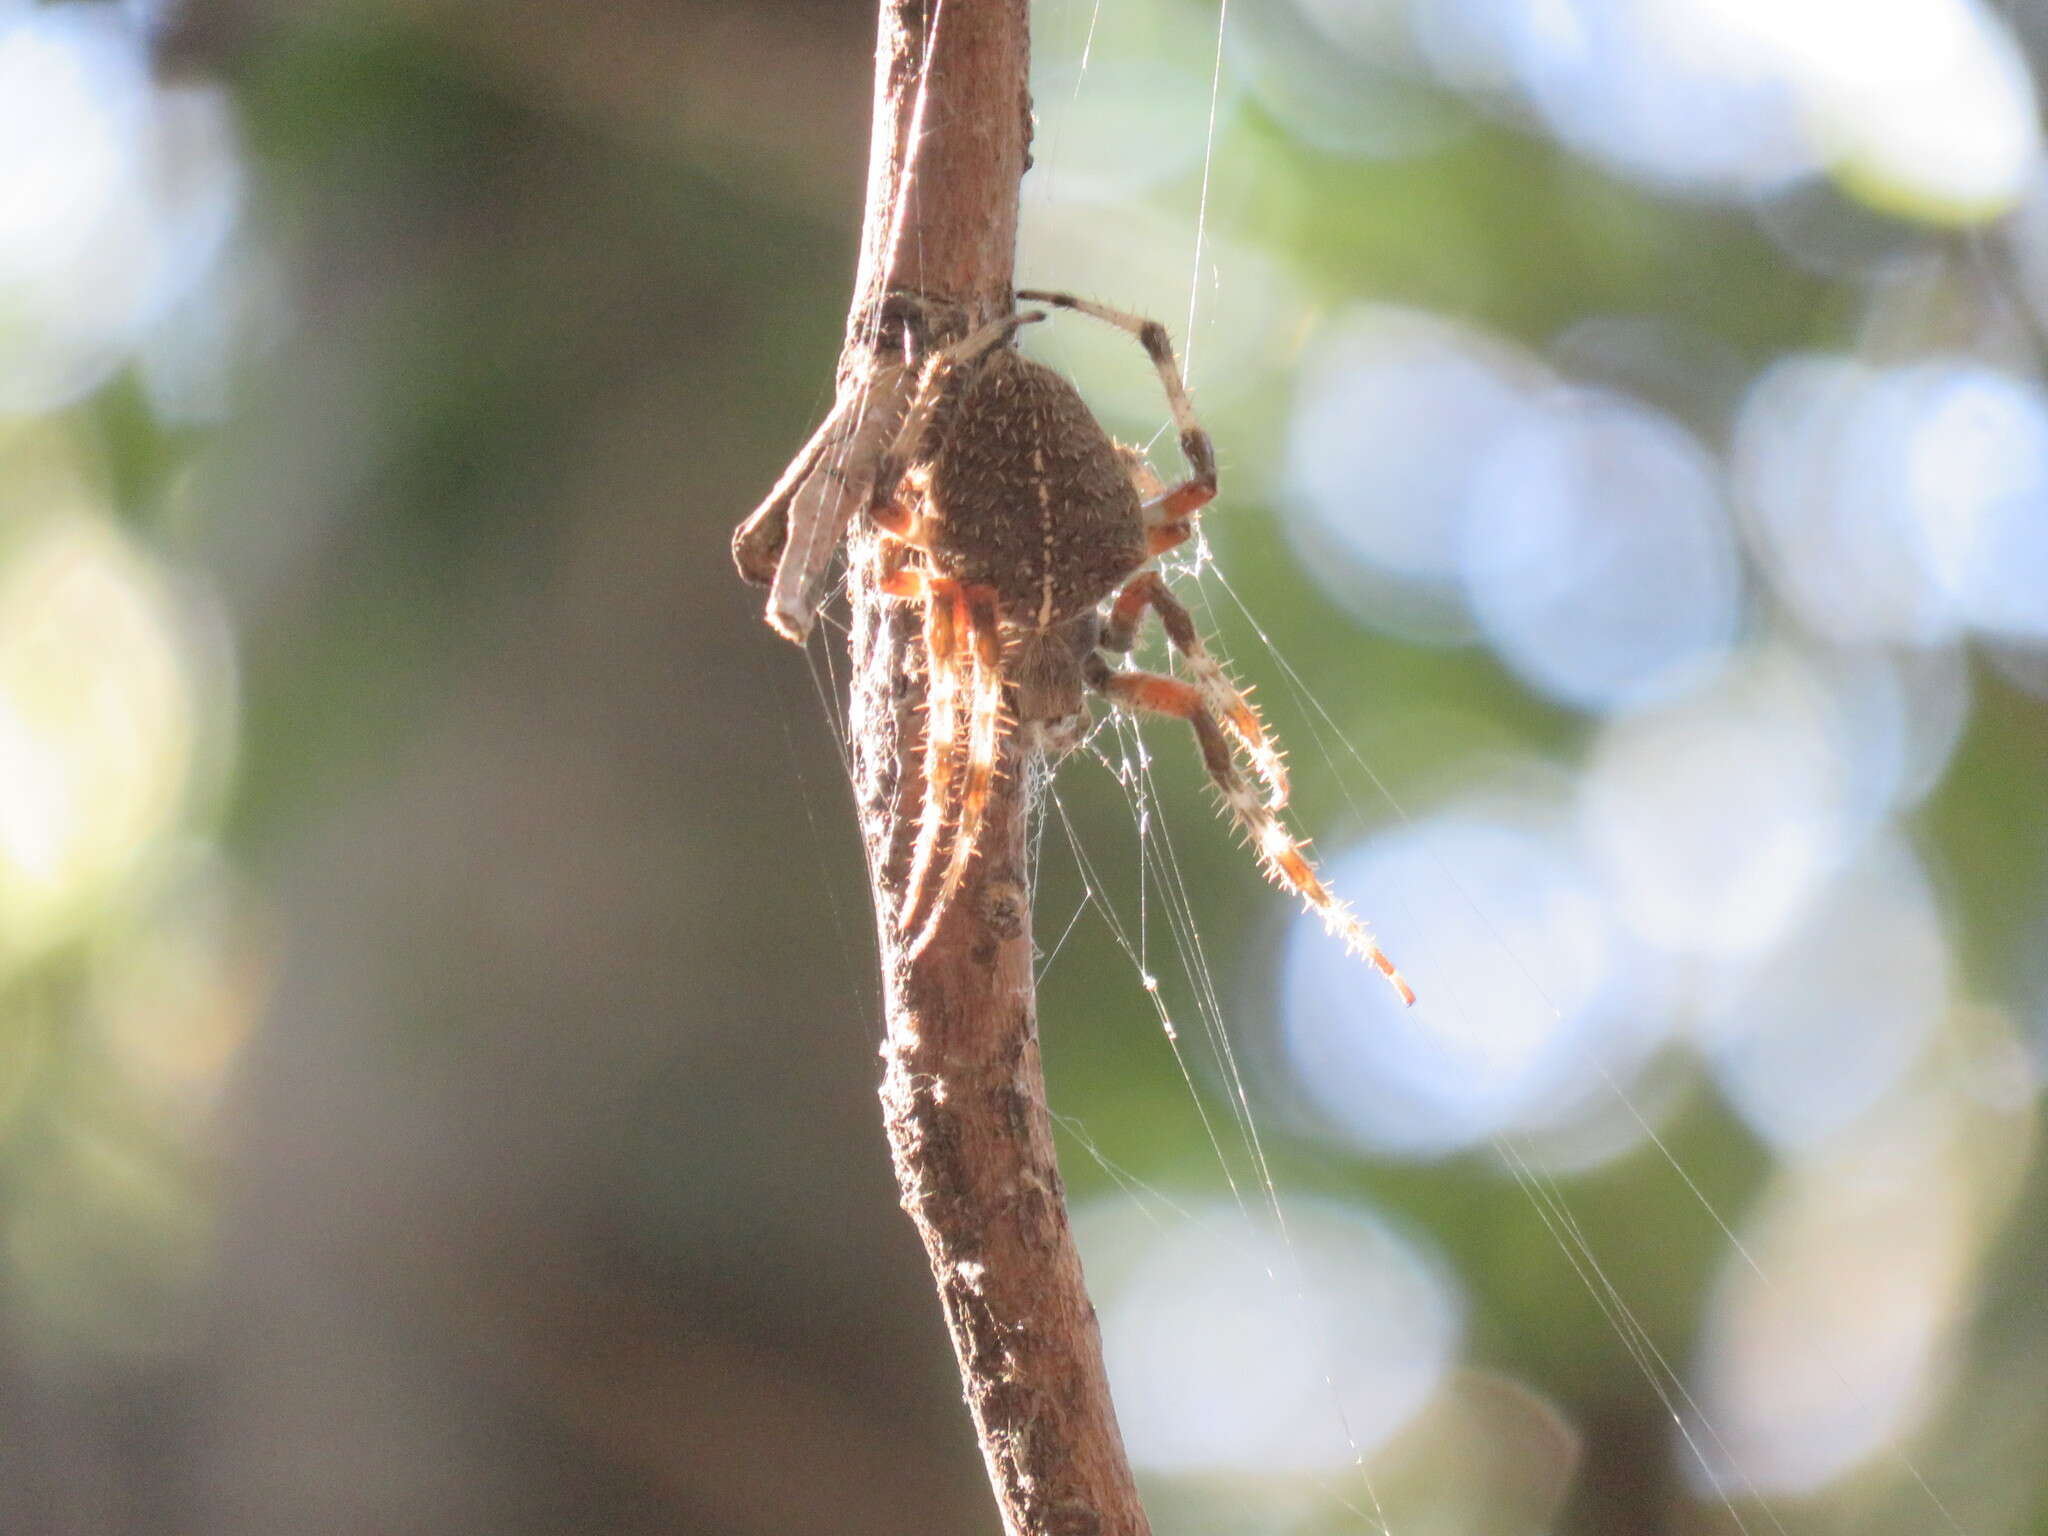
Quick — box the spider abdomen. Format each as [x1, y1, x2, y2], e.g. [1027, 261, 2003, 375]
[923, 349, 1146, 632]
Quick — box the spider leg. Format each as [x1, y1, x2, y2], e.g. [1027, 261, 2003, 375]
[876, 561, 925, 599]
[1085, 654, 1413, 1006]
[1118, 450, 1197, 558]
[1016, 290, 1218, 519]
[1101, 571, 1289, 810]
[1145, 517, 1197, 559]
[907, 583, 1007, 957]
[870, 494, 929, 546]
[886, 312, 1051, 952]
[899, 575, 968, 945]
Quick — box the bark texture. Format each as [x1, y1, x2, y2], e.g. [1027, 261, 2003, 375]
[838, 3, 1153, 1533]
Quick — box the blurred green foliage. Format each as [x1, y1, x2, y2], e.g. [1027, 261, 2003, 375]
[1, 1, 2046, 1533]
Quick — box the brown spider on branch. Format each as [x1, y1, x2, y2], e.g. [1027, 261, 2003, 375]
[736, 289, 1414, 1004]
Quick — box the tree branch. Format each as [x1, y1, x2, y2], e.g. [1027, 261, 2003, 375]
[787, 3, 1152, 1533]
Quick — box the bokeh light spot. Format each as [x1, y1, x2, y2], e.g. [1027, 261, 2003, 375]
[1416, 0, 2039, 215]
[1579, 645, 1860, 961]
[1084, 1197, 1462, 1473]
[0, 6, 242, 413]
[1230, 0, 1469, 159]
[1690, 1100, 1986, 1495]
[1282, 306, 1545, 640]
[1283, 798, 1671, 1159]
[1461, 389, 1742, 712]
[1702, 836, 1950, 1152]
[1901, 361, 2048, 643]
[1736, 354, 1950, 645]
[0, 508, 203, 965]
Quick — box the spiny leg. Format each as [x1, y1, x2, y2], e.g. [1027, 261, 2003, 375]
[1108, 454, 1265, 792]
[908, 583, 1007, 958]
[1101, 571, 1289, 810]
[878, 314, 1053, 950]
[898, 574, 970, 947]
[1016, 290, 1218, 520]
[1086, 655, 1414, 1006]
[874, 310, 1043, 949]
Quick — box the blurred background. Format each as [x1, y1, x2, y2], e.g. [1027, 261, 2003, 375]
[2, 0, 2046, 1531]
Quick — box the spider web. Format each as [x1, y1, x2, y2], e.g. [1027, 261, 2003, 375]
[777, 6, 1974, 1533]
[1006, 6, 1973, 1536]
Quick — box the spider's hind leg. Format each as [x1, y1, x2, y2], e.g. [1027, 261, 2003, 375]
[1084, 653, 1413, 1006]
[1102, 571, 1289, 810]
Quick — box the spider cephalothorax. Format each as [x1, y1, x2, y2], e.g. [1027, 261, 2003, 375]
[842, 290, 1413, 1002]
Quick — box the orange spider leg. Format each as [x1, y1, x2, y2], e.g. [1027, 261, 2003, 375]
[874, 493, 933, 600]
[1102, 571, 1289, 810]
[899, 575, 966, 943]
[870, 491, 933, 547]
[871, 500, 915, 540]
[1124, 455, 1200, 558]
[876, 563, 924, 599]
[1090, 660, 1414, 1007]
[907, 583, 1007, 957]
[1142, 473, 1215, 524]
[1146, 518, 1195, 557]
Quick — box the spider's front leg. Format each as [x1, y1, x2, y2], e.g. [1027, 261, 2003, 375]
[1018, 289, 1219, 529]
[1084, 650, 1414, 1006]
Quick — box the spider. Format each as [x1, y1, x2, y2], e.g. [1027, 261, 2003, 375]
[740, 289, 1414, 1005]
